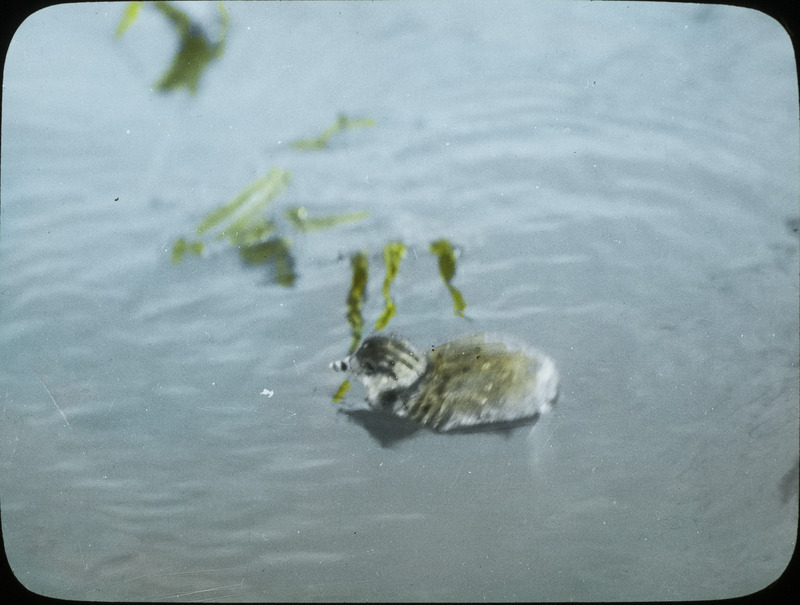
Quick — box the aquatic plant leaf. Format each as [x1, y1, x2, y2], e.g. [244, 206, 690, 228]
[239, 236, 296, 287]
[114, 1, 143, 38]
[196, 168, 290, 236]
[228, 217, 277, 246]
[152, 1, 229, 94]
[290, 137, 327, 152]
[346, 251, 369, 353]
[291, 114, 376, 151]
[429, 239, 466, 317]
[429, 239, 457, 281]
[273, 254, 296, 287]
[196, 183, 260, 235]
[153, 0, 191, 33]
[374, 241, 406, 331]
[332, 379, 351, 403]
[284, 206, 369, 232]
[222, 171, 291, 241]
[171, 237, 204, 263]
[447, 284, 467, 316]
[173, 167, 295, 284]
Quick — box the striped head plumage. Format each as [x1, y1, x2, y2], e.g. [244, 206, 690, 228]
[330, 335, 428, 410]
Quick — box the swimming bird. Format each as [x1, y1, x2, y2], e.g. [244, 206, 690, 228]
[330, 333, 559, 432]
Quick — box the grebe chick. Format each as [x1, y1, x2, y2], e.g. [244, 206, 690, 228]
[330, 333, 559, 432]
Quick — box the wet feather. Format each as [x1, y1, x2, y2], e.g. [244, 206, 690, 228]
[331, 333, 559, 432]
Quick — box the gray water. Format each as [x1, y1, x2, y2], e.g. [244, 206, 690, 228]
[1, 1, 797, 601]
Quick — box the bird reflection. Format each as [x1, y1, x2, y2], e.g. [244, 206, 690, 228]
[338, 406, 545, 448]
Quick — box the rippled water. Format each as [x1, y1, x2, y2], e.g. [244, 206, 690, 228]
[1, 1, 797, 601]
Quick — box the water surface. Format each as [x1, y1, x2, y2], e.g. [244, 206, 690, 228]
[1, 1, 797, 601]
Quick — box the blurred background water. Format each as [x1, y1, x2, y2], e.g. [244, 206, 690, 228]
[1, 1, 797, 601]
